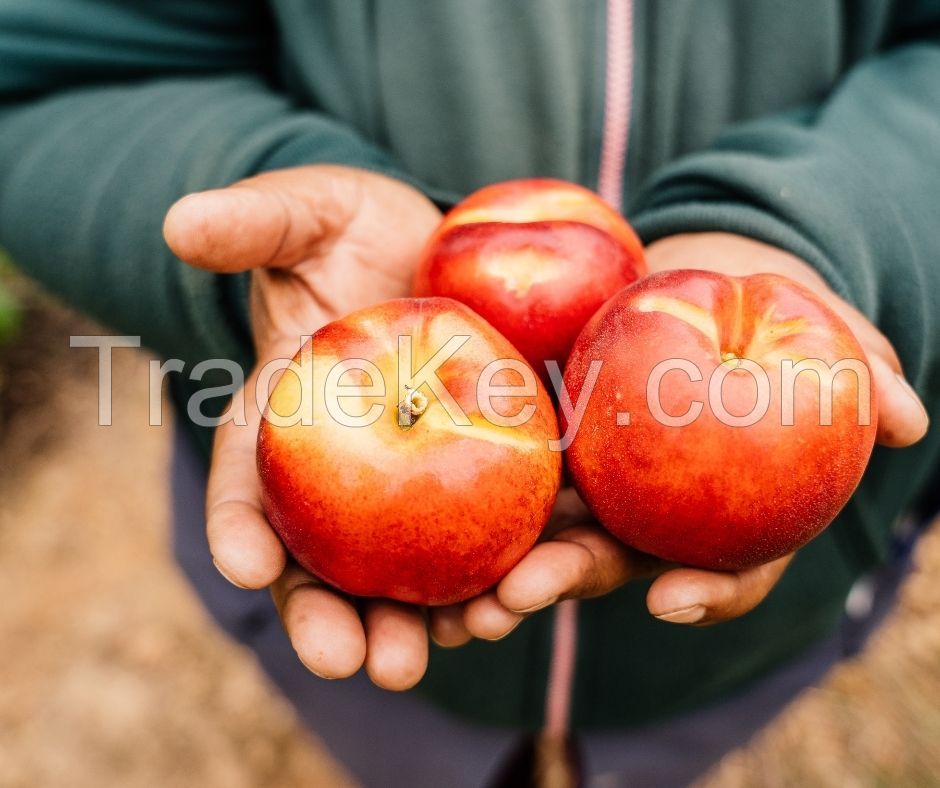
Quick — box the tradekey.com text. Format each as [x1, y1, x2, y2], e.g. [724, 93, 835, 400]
[71, 334, 873, 451]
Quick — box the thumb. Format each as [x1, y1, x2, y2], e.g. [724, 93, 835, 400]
[870, 353, 930, 447]
[647, 554, 794, 625]
[163, 167, 357, 272]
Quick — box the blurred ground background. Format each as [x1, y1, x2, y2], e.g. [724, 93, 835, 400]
[0, 276, 937, 788]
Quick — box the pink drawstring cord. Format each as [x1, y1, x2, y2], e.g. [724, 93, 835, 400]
[543, 0, 633, 741]
[597, 0, 633, 213]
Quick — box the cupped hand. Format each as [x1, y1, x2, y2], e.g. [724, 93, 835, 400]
[429, 232, 930, 646]
[164, 165, 442, 689]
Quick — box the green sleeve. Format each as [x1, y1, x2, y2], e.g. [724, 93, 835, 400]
[0, 1, 425, 371]
[631, 9, 940, 569]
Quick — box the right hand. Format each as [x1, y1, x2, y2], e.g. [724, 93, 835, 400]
[429, 233, 930, 644]
[164, 165, 443, 690]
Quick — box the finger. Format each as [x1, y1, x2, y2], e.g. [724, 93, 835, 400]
[270, 561, 319, 610]
[647, 553, 794, 625]
[868, 353, 929, 447]
[779, 280, 927, 446]
[829, 301, 902, 374]
[428, 605, 473, 648]
[273, 565, 367, 679]
[497, 526, 662, 615]
[205, 386, 286, 589]
[786, 294, 927, 446]
[163, 168, 358, 272]
[363, 600, 429, 690]
[462, 591, 524, 641]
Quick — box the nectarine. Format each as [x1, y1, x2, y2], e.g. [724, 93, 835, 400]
[563, 271, 877, 570]
[258, 297, 562, 605]
[414, 179, 646, 380]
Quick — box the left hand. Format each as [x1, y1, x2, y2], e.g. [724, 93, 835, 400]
[429, 232, 930, 645]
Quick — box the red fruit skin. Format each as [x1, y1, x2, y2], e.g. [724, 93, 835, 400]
[257, 297, 562, 606]
[431, 178, 645, 259]
[414, 178, 646, 378]
[563, 270, 878, 571]
[415, 221, 644, 382]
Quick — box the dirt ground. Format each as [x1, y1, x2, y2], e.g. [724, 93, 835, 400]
[1, 287, 938, 788]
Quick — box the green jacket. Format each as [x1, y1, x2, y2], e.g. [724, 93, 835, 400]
[2, 0, 938, 729]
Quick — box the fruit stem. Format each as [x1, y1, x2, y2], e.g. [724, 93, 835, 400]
[398, 385, 428, 429]
[720, 351, 744, 371]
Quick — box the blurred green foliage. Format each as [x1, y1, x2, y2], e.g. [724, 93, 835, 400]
[0, 248, 22, 344]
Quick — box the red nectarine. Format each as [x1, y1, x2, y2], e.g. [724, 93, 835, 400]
[258, 297, 562, 605]
[563, 270, 877, 570]
[414, 179, 646, 380]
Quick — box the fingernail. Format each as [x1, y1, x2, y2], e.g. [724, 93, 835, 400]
[509, 596, 558, 615]
[487, 618, 524, 641]
[895, 374, 929, 422]
[212, 557, 248, 589]
[430, 629, 470, 649]
[654, 604, 707, 624]
[298, 656, 332, 680]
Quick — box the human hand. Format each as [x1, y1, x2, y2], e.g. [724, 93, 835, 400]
[428, 232, 930, 644]
[164, 165, 443, 689]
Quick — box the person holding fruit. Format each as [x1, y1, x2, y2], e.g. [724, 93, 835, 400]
[1, 1, 937, 786]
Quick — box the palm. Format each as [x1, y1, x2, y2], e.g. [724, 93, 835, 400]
[246, 167, 441, 356]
